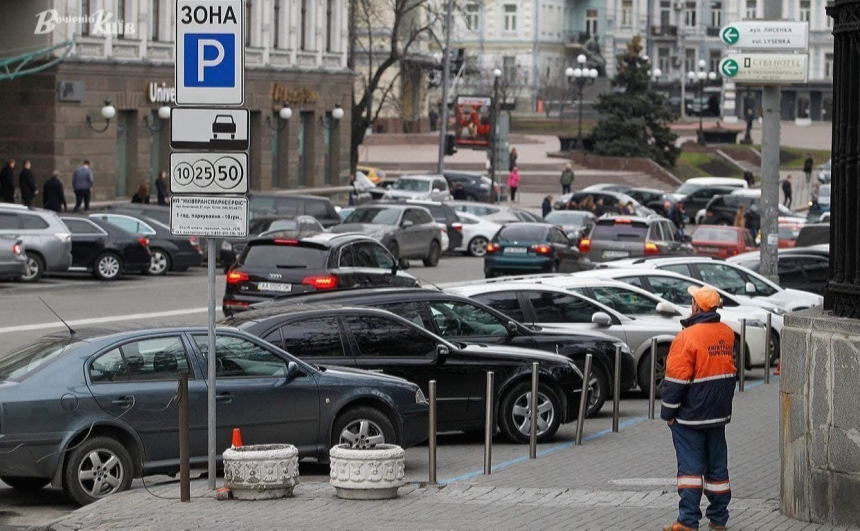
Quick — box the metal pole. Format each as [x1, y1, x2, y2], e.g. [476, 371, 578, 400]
[179, 371, 190, 503]
[678, 8, 686, 120]
[489, 79, 498, 204]
[207, 239, 217, 490]
[483, 372, 494, 474]
[612, 345, 622, 433]
[764, 313, 772, 385]
[428, 380, 437, 484]
[575, 354, 593, 445]
[760, 0, 782, 283]
[529, 362, 538, 459]
[648, 337, 657, 420]
[739, 319, 746, 392]
[576, 83, 584, 150]
[698, 80, 704, 143]
[436, 0, 454, 174]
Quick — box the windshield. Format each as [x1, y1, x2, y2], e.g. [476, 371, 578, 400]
[676, 183, 702, 195]
[497, 225, 550, 243]
[392, 178, 431, 192]
[0, 338, 80, 382]
[544, 211, 591, 225]
[692, 227, 738, 242]
[344, 208, 400, 225]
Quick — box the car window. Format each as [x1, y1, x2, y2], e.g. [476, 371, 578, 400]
[617, 275, 645, 288]
[271, 317, 345, 357]
[338, 244, 356, 267]
[241, 243, 329, 269]
[376, 302, 430, 328]
[303, 200, 331, 219]
[747, 271, 778, 296]
[591, 221, 649, 242]
[692, 227, 739, 242]
[427, 301, 508, 338]
[97, 215, 154, 235]
[412, 209, 435, 225]
[345, 316, 435, 358]
[696, 263, 748, 295]
[524, 290, 602, 323]
[550, 227, 569, 244]
[497, 225, 549, 243]
[21, 214, 50, 230]
[648, 223, 665, 241]
[658, 264, 692, 276]
[433, 180, 448, 191]
[471, 291, 526, 322]
[273, 197, 300, 216]
[0, 212, 18, 230]
[402, 209, 419, 225]
[64, 218, 105, 234]
[194, 335, 287, 378]
[90, 336, 191, 383]
[0, 338, 80, 382]
[354, 241, 394, 269]
[742, 231, 755, 247]
[644, 276, 700, 305]
[590, 286, 661, 315]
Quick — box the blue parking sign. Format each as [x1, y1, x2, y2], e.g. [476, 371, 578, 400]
[184, 33, 235, 88]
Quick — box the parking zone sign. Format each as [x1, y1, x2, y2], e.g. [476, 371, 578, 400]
[175, 0, 244, 106]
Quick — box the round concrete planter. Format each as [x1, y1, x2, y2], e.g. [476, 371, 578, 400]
[329, 443, 406, 500]
[223, 444, 299, 500]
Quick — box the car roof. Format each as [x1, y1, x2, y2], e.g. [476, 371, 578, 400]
[248, 193, 332, 202]
[398, 174, 444, 181]
[251, 287, 468, 309]
[445, 281, 574, 296]
[683, 177, 747, 187]
[595, 214, 662, 224]
[41, 324, 244, 343]
[248, 232, 370, 247]
[224, 303, 378, 326]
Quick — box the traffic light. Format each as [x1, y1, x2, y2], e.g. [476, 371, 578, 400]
[445, 133, 457, 156]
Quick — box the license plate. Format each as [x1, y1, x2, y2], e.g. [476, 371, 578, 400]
[505, 247, 527, 254]
[602, 250, 630, 259]
[697, 246, 721, 254]
[257, 282, 293, 293]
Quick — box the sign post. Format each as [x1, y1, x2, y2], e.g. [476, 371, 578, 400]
[174, 0, 247, 490]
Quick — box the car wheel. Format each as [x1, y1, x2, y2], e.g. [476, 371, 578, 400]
[331, 406, 397, 449]
[93, 252, 123, 281]
[585, 364, 609, 418]
[468, 236, 489, 257]
[1, 476, 51, 491]
[498, 381, 562, 444]
[768, 331, 780, 367]
[423, 241, 441, 267]
[387, 241, 400, 260]
[146, 249, 171, 276]
[638, 343, 669, 399]
[62, 436, 133, 505]
[20, 253, 44, 283]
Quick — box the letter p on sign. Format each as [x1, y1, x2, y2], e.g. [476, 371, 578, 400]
[183, 33, 235, 88]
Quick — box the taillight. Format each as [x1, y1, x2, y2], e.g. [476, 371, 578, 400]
[706, 210, 714, 218]
[12, 243, 23, 255]
[302, 275, 338, 290]
[614, 218, 632, 224]
[452, 223, 463, 232]
[189, 237, 201, 252]
[579, 239, 591, 253]
[274, 238, 299, 245]
[644, 241, 660, 255]
[138, 237, 149, 247]
[223, 301, 250, 309]
[530, 244, 552, 255]
[485, 243, 501, 253]
[226, 271, 249, 284]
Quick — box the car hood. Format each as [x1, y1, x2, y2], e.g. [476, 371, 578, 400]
[316, 364, 413, 386]
[331, 223, 394, 234]
[458, 343, 571, 364]
[765, 288, 823, 310]
[384, 190, 428, 200]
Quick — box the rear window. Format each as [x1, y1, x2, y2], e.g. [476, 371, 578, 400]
[496, 225, 549, 243]
[344, 208, 400, 225]
[241, 243, 328, 269]
[591, 221, 649, 242]
[0, 338, 81, 382]
[692, 227, 738, 242]
[779, 225, 803, 240]
[304, 200, 334, 219]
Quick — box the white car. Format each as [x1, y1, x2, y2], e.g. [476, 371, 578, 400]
[454, 212, 501, 257]
[447, 201, 521, 223]
[383, 174, 452, 202]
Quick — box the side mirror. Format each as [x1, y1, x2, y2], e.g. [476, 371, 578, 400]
[656, 301, 679, 315]
[287, 361, 301, 378]
[402, 220, 414, 228]
[398, 258, 410, 271]
[591, 312, 613, 327]
[436, 344, 449, 360]
[745, 281, 757, 294]
[506, 320, 518, 333]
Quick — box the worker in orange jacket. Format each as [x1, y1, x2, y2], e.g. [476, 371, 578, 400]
[662, 286, 737, 531]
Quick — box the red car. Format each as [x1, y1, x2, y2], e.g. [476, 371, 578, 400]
[778, 222, 806, 248]
[690, 225, 756, 258]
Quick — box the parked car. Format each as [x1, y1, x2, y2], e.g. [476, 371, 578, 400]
[818, 159, 831, 183]
[386, 200, 463, 252]
[543, 210, 597, 245]
[382, 174, 451, 202]
[0, 326, 428, 504]
[777, 221, 806, 248]
[60, 216, 152, 280]
[484, 222, 586, 278]
[231, 305, 585, 443]
[675, 178, 748, 196]
[728, 245, 830, 296]
[0, 204, 72, 282]
[579, 184, 634, 194]
[331, 204, 444, 266]
[556, 191, 654, 217]
[816, 183, 831, 211]
[223, 233, 418, 315]
[454, 212, 501, 257]
[220, 215, 324, 272]
[89, 212, 202, 276]
[0, 236, 26, 280]
[795, 223, 829, 247]
[248, 193, 341, 228]
[510, 209, 543, 222]
[580, 215, 694, 263]
[448, 201, 520, 223]
[368, 178, 399, 200]
[702, 189, 803, 226]
[247, 287, 637, 417]
[355, 165, 386, 184]
[689, 225, 756, 258]
[668, 185, 737, 224]
[444, 171, 495, 203]
[102, 204, 170, 227]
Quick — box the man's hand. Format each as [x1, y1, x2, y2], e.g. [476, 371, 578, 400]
[667, 419, 674, 426]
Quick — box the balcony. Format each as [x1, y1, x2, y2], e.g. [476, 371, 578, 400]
[651, 25, 678, 38]
[564, 31, 591, 49]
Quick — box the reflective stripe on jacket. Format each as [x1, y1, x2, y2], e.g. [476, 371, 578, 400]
[660, 311, 736, 429]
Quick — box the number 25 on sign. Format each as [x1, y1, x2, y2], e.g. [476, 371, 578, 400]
[169, 152, 248, 195]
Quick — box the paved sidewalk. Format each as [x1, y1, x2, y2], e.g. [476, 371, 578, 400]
[43, 376, 859, 531]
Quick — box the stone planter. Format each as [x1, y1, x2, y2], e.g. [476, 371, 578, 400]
[329, 443, 406, 500]
[223, 444, 299, 500]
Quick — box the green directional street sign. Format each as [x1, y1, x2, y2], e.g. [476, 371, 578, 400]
[720, 58, 739, 77]
[721, 26, 740, 45]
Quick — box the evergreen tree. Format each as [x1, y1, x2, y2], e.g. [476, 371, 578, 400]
[591, 36, 680, 167]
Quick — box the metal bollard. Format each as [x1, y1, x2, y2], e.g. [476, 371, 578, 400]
[484, 372, 494, 475]
[428, 380, 437, 484]
[178, 371, 190, 503]
[612, 345, 622, 433]
[739, 319, 746, 392]
[648, 338, 657, 420]
[764, 313, 772, 385]
[575, 354, 593, 445]
[529, 362, 539, 459]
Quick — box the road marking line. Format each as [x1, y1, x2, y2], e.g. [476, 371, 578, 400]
[0, 308, 210, 334]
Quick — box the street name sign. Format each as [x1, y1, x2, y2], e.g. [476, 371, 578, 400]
[170, 108, 249, 150]
[170, 196, 249, 237]
[719, 54, 808, 83]
[170, 152, 248, 194]
[719, 21, 808, 51]
[175, 0, 244, 105]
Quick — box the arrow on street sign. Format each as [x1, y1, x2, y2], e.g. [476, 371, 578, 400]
[720, 58, 739, 77]
[721, 26, 740, 45]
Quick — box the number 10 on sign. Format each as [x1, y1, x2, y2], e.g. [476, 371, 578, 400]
[169, 152, 249, 195]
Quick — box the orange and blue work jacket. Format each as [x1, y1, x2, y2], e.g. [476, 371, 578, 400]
[660, 312, 736, 429]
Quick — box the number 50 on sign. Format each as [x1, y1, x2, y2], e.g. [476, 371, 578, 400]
[169, 152, 248, 194]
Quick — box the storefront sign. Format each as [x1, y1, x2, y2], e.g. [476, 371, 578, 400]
[148, 82, 176, 103]
[455, 95, 492, 148]
[719, 54, 808, 83]
[170, 196, 248, 237]
[720, 21, 809, 51]
[271, 83, 320, 104]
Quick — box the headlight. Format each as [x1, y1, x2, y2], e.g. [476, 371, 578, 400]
[415, 388, 427, 404]
[568, 361, 584, 379]
[221, 241, 233, 251]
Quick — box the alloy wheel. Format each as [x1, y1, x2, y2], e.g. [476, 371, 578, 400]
[149, 251, 168, 275]
[339, 419, 386, 449]
[97, 255, 120, 279]
[510, 391, 556, 437]
[469, 237, 489, 257]
[77, 449, 125, 499]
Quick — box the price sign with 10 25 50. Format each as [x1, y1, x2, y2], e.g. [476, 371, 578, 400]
[169, 152, 248, 195]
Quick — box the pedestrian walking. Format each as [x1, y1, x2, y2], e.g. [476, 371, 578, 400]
[733, 205, 746, 228]
[42, 171, 67, 213]
[671, 200, 687, 240]
[803, 154, 814, 186]
[743, 171, 754, 188]
[507, 167, 520, 203]
[744, 108, 755, 138]
[782, 175, 793, 208]
[453, 183, 467, 200]
[661, 285, 736, 531]
[542, 195, 552, 218]
[0, 159, 16, 203]
[19, 160, 38, 207]
[156, 170, 169, 206]
[72, 160, 94, 212]
[509, 148, 518, 172]
[560, 163, 574, 195]
[744, 204, 760, 245]
[428, 107, 439, 133]
[810, 180, 820, 211]
[131, 183, 150, 204]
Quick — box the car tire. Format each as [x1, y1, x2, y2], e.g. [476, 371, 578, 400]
[585, 364, 609, 418]
[331, 406, 398, 449]
[20, 253, 44, 283]
[146, 248, 171, 276]
[638, 343, 669, 399]
[93, 252, 123, 281]
[498, 381, 562, 444]
[387, 242, 400, 260]
[423, 241, 441, 267]
[62, 436, 133, 505]
[468, 236, 489, 257]
[769, 331, 780, 367]
[1, 476, 51, 491]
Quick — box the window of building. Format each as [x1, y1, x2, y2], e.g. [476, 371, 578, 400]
[503, 55, 516, 81]
[827, 1, 834, 27]
[273, 0, 281, 48]
[685, 2, 697, 27]
[300, 0, 308, 50]
[710, 49, 722, 73]
[799, 0, 810, 22]
[465, 2, 480, 31]
[586, 9, 598, 35]
[658, 47, 671, 74]
[151, 0, 160, 40]
[245, 0, 252, 46]
[116, 0, 126, 38]
[745, 0, 757, 18]
[825, 53, 834, 78]
[622, 0, 633, 26]
[660, 0, 671, 27]
[710, 2, 722, 27]
[503, 4, 517, 32]
[325, 0, 334, 51]
[81, 0, 91, 36]
[685, 48, 696, 72]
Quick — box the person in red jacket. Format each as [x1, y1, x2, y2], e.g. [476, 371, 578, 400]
[662, 285, 736, 531]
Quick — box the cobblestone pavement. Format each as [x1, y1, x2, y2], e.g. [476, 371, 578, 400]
[43, 372, 859, 531]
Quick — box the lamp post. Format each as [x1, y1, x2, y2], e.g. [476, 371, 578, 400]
[86, 100, 117, 133]
[489, 68, 502, 204]
[687, 59, 717, 145]
[143, 105, 171, 133]
[266, 104, 293, 131]
[565, 54, 598, 151]
[320, 103, 344, 131]
[647, 65, 663, 90]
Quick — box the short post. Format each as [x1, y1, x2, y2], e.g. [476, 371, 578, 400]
[178, 371, 190, 503]
[648, 338, 657, 420]
[612, 345, 622, 433]
[484, 371, 494, 475]
[739, 319, 747, 392]
[764, 313, 772, 385]
[575, 354, 593, 445]
[529, 362, 539, 459]
[428, 380, 437, 484]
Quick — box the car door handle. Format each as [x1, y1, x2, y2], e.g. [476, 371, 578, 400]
[111, 396, 133, 407]
[216, 393, 234, 403]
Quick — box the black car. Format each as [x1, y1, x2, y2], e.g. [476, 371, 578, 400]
[795, 223, 829, 247]
[248, 193, 341, 228]
[702, 193, 799, 226]
[102, 204, 170, 227]
[484, 222, 586, 277]
[61, 216, 152, 280]
[223, 233, 418, 315]
[229, 305, 585, 443]
[248, 287, 637, 417]
[0, 326, 428, 505]
[220, 215, 324, 272]
[562, 191, 653, 217]
[669, 186, 736, 224]
[444, 171, 493, 202]
[729, 245, 829, 296]
[88, 212, 203, 275]
[386, 200, 463, 252]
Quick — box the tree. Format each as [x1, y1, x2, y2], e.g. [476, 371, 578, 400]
[590, 36, 680, 167]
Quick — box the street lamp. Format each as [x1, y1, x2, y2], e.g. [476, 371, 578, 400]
[143, 105, 171, 133]
[565, 54, 599, 150]
[489, 68, 502, 204]
[266, 103, 292, 131]
[319, 103, 344, 131]
[688, 59, 717, 145]
[86, 100, 116, 133]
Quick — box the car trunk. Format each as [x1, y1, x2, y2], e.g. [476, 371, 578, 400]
[585, 221, 651, 262]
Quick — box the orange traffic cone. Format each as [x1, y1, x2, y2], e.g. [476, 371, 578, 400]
[774, 359, 781, 376]
[231, 428, 243, 448]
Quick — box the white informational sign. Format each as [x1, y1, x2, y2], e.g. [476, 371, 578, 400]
[719, 21, 809, 51]
[719, 54, 808, 83]
[767, 233, 779, 246]
[171, 108, 249, 150]
[170, 152, 248, 194]
[175, 0, 244, 106]
[170, 196, 248, 237]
